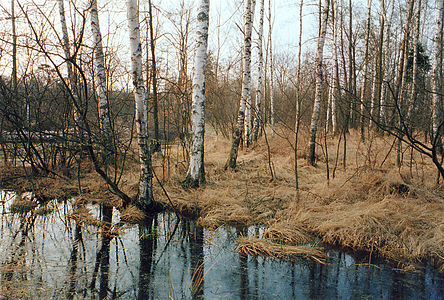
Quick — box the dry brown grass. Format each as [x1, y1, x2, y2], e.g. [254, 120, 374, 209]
[154, 128, 444, 270]
[1, 127, 442, 270]
[237, 236, 327, 263]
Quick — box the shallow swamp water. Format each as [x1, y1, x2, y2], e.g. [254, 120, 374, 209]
[0, 191, 442, 299]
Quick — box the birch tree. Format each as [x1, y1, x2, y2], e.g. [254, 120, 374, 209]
[58, 0, 81, 129]
[90, 0, 112, 164]
[432, 0, 443, 140]
[244, 0, 256, 147]
[253, 0, 265, 142]
[307, 0, 330, 166]
[359, 0, 372, 141]
[185, 0, 210, 187]
[225, 0, 255, 169]
[127, 0, 154, 209]
[268, 0, 275, 131]
[294, 0, 304, 190]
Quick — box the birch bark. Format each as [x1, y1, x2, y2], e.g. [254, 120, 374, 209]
[253, 0, 265, 142]
[225, 0, 255, 169]
[431, 0, 443, 138]
[126, 0, 153, 209]
[244, 0, 256, 147]
[307, 0, 330, 166]
[186, 0, 209, 187]
[269, 0, 275, 132]
[90, 0, 112, 164]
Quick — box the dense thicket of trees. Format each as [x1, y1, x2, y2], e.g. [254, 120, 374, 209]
[0, 0, 442, 209]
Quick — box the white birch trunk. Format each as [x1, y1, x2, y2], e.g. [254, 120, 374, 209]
[226, 0, 255, 169]
[244, 0, 256, 147]
[331, 0, 338, 135]
[432, 0, 444, 138]
[58, 0, 81, 128]
[90, 0, 112, 162]
[186, 0, 209, 186]
[269, 0, 275, 133]
[126, 0, 153, 209]
[379, 0, 392, 128]
[253, 0, 265, 142]
[308, 0, 330, 166]
[359, 0, 372, 141]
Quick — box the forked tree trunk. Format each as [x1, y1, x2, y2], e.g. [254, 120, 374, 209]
[307, 0, 330, 166]
[431, 0, 443, 140]
[225, 0, 255, 169]
[244, 0, 256, 147]
[253, 0, 265, 142]
[185, 0, 209, 187]
[90, 0, 112, 164]
[126, 0, 154, 210]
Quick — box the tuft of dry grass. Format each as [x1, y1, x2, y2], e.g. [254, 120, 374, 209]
[237, 236, 327, 263]
[120, 205, 147, 224]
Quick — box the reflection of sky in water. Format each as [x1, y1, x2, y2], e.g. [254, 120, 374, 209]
[0, 190, 443, 299]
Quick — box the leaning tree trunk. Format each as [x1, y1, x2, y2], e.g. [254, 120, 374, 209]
[253, 0, 265, 142]
[126, 0, 154, 210]
[359, 0, 372, 141]
[431, 0, 443, 141]
[244, 0, 256, 147]
[185, 0, 210, 187]
[225, 0, 255, 169]
[90, 0, 113, 165]
[307, 0, 330, 166]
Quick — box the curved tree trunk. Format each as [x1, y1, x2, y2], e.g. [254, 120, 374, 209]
[307, 0, 330, 166]
[126, 0, 154, 210]
[185, 0, 210, 187]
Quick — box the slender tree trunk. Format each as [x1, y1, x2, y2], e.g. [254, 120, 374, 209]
[58, 0, 81, 128]
[396, 0, 415, 167]
[407, 0, 421, 126]
[148, 0, 160, 142]
[269, 0, 275, 131]
[253, 0, 265, 142]
[331, 0, 339, 135]
[370, 0, 385, 131]
[308, 0, 330, 166]
[244, 0, 256, 147]
[379, 0, 393, 128]
[294, 0, 304, 190]
[185, 0, 209, 187]
[225, 0, 255, 169]
[359, 0, 372, 141]
[126, 0, 154, 210]
[11, 0, 17, 95]
[90, 0, 112, 165]
[432, 0, 444, 140]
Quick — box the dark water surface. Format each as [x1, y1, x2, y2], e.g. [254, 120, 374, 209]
[0, 191, 442, 299]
